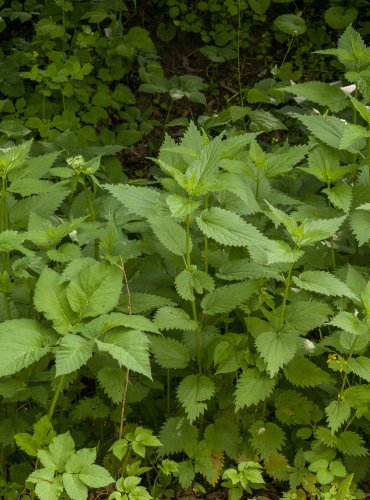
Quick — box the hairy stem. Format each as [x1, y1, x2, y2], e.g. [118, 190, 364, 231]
[278, 263, 294, 331]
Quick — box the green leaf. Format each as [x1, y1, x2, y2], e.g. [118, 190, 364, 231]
[175, 267, 214, 301]
[330, 311, 368, 336]
[325, 400, 351, 434]
[336, 474, 354, 500]
[255, 331, 298, 377]
[96, 330, 151, 378]
[250, 420, 286, 461]
[350, 209, 370, 246]
[248, 0, 269, 15]
[201, 280, 260, 315]
[166, 194, 200, 218]
[197, 207, 270, 248]
[292, 271, 354, 298]
[322, 184, 352, 213]
[154, 306, 198, 331]
[150, 336, 191, 369]
[298, 216, 346, 246]
[38, 432, 75, 472]
[235, 369, 276, 409]
[347, 356, 370, 381]
[177, 375, 215, 423]
[27, 469, 63, 500]
[97, 367, 125, 404]
[325, 7, 357, 30]
[184, 135, 221, 195]
[297, 114, 365, 152]
[105, 184, 164, 217]
[284, 301, 332, 332]
[66, 262, 122, 319]
[0, 229, 30, 255]
[281, 82, 348, 112]
[62, 473, 88, 500]
[55, 335, 94, 376]
[336, 431, 368, 456]
[0, 319, 48, 377]
[34, 268, 77, 334]
[284, 357, 335, 387]
[158, 417, 198, 456]
[149, 215, 188, 256]
[274, 14, 306, 35]
[78, 464, 114, 487]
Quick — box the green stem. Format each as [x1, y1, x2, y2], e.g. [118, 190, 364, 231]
[339, 338, 359, 399]
[204, 195, 209, 273]
[278, 35, 295, 78]
[354, 86, 358, 125]
[48, 375, 65, 421]
[185, 216, 202, 373]
[278, 263, 294, 331]
[84, 184, 96, 221]
[368, 137, 370, 184]
[3, 291, 12, 320]
[1, 176, 7, 232]
[166, 369, 171, 415]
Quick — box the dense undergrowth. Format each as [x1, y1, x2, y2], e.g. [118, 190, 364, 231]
[2, 1, 370, 499]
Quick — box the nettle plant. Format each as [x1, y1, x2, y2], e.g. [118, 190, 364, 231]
[2, 23, 370, 500]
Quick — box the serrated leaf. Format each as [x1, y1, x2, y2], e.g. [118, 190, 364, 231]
[184, 135, 221, 195]
[177, 375, 215, 423]
[330, 311, 368, 335]
[62, 473, 88, 500]
[201, 280, 260, 315]
[235, 369, 276, 409]
[150, 336, 190, 369]
[175, 267, 214, 301]
[78, 464, 114, 487]
[281, 82, 348, 112]
[55, 335, 94, 376]
[66, 262, 122, 319]
[27, 469, 63, 500]
[250, 420, 286, 461]
[0, 319, 48, 377]
[323, 184, 352, 213]
[96, 330, 151, 378]
[0, 229, 30, 255]
[284, 357, 335, 387]
[350, 210, 370, 246]
[154, 306, 198, 331]
[285, 301, 332, 332]
[299, 216, 346, 246]
[149, 215, 188, 256]
[97, 367, 125, 404]
[38, 432, 75, 471]
[196, 207, 270, 248]
[297, 114, 365, 152]
[347, 356, 370, 381]
[336, 431, 368, 456]
[34, 268, 77, 334]
[120, 292, 175, 314]
[255, 331, 298, 377]
[326, 400, 351, 435]
[105, 184, 164, 217]
[158, 417, 198, 456]
[292, 271, 354, 298]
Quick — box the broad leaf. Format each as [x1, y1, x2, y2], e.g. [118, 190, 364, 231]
[150, 336, 190, 369]
[0, 319, 48, 377]
[235, 369, 276, 409]
[255, 331, 298, 377]
[177, 375, 215, 423]
[55, 335, 94, 376]
[149, 216, 188, 256]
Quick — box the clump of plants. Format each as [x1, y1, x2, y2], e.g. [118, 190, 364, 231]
[2, 2, 370, 497]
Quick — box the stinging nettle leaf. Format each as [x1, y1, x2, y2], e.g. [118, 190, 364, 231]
[281, 82, 348, 112]
[55, 335, 94, 376]
[235, 368, 276, 409]
[325, 400, 351, 434]
[201, 280, 261, 315]
[283, 357, 335, 387]
[105, 184, 164, 217]
[149, 215, 188, 256]
[154, 306, 198, 331]
[292, 271, 354, 298]
[177, 375, 215, 423]
[196, 207, 270, 248]
[150, 336, 191, 369]
[255, 331, 298, 377]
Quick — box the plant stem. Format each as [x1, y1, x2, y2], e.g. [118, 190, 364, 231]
[339, 337, 359, 399]
[185, 216, 202, 373]
[278, 263, 294, 331]
[236, 0, 243, 108]
[118, 257, 132, 439]
[204, 195, 209, 273]
[1, 176, 7, 232]
[84, 184, 96, 221]
[48, 375, 65, 421]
